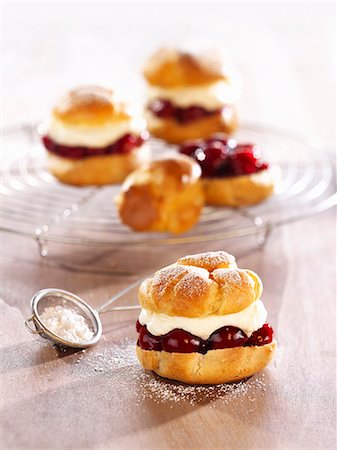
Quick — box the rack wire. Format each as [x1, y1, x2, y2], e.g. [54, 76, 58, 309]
[1, 123, 336, 256]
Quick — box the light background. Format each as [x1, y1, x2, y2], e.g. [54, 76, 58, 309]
[2, 2, 336, 145]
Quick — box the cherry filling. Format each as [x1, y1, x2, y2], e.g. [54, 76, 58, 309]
[136, 320, 274, 354]
[162, 329, 208, 354]
[147, 99, 224, 124]
[208, 326, 248, 349]
[249, 323, 274, 346]
[42, 132, 148, 159]
[138, 326, 162, 351]
[180, 135, 269, 178]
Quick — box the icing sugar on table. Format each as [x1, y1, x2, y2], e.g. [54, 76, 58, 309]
[73, 338, 270, 407]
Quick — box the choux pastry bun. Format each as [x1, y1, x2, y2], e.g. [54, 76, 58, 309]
[41, 86, 149, 186]
[136, 251, 276, 384]
[143, 47, 240, 144]
[117, 154, 205, 234]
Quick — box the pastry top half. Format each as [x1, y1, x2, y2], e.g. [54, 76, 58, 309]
[46, 85, 146, 148]
[143, 47, 234, 88]
[52, 86, 132, 126]
[139, 251, 263, 318]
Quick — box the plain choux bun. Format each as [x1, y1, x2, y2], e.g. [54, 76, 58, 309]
[203, 167, 278, 206]
[146, 107, 237, 144]
[143, 47, 232, 88]
[138, 251, 263, 317]
[136, 342, 276, 385]
[52, 85, 132, 127]
[117, 154, 204, 234]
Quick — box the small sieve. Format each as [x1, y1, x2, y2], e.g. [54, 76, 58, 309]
[25, 279, 142, 348]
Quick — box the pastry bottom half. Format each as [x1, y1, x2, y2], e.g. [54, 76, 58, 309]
[47, 145, 149, 186]
[136, 341, 276, 384]
[203, 168, 278, 206]
[146, 108, 237, 144]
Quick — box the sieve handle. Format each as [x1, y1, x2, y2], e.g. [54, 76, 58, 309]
[99, 305, 141, 314]
[24, 316, 43, 334]
[96, 276, 149, 314]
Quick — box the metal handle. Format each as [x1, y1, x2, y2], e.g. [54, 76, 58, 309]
[99, 305, 141, 314]
[24, 316, 42, 334]
[96, 276, 149, 314]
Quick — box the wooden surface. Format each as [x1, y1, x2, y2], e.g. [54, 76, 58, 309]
[1, 3, 336, 449]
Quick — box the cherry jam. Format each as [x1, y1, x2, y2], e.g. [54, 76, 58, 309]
[179, 135, 269, 178]
[147, 99, 223, 124]
[42, 132, 148, 159]
[136, 322, 274, 353]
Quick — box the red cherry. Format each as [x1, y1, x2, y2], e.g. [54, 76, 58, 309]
[176, 106, 209, 124]
[42, 135, 54, 150]
[114, 134, 140, 153]
[138, 327, 162, 351]
[136, 320, 143, 333]
[257, 162, 269, 171]
[249, 324, 274, 346]
[148, 99, 174, 118]
[200, 143, 229, 177]
[178, 137, 270, 178]
[161, 329, 208, 354]
[209, 326, 248, 349]
[42, 134, 145, 159]
[228, 144, 270, 176]
[236, 144, 261, 157]
[148, 99, 223, 124]
[180, 140, 204, 156]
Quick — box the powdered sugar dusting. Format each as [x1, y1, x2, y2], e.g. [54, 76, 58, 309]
[212, 268, 243, 284]
[152, 264, 190, 296]
[174, 270, 211, 301]
[211, 268, 251, 295]
[178, 251, 238, 271]
[74, 338, 269, 407]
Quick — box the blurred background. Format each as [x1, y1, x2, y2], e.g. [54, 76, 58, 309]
[3, 2, 336, 145]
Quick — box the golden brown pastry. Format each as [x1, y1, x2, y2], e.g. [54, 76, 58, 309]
[203, 169, 277, 206]
[117, 154, 205, 234]
[143, 47, 240, 144]
[41, 86, 149, 186]
[136, 251, 276, 384]
[180, 136, 278, 206]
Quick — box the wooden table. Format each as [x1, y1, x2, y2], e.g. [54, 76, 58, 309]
[1, 3, 336, 449]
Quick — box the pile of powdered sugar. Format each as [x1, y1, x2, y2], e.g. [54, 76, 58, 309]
[73, 338, 269, 406]
[40, 305, 94, 344]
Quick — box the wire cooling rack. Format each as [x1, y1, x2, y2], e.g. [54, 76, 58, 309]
[1, 122, 336, 256]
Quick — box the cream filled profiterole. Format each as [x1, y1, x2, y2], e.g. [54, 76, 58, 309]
[143, 46, 240, 144]
[136, 251, 276, 384]
[41, 86, 149, 186]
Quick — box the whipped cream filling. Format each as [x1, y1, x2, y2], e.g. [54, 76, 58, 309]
[139, 299, 267, 340]
[46, 116, 146, 148]
[147, 80, 240, 109]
